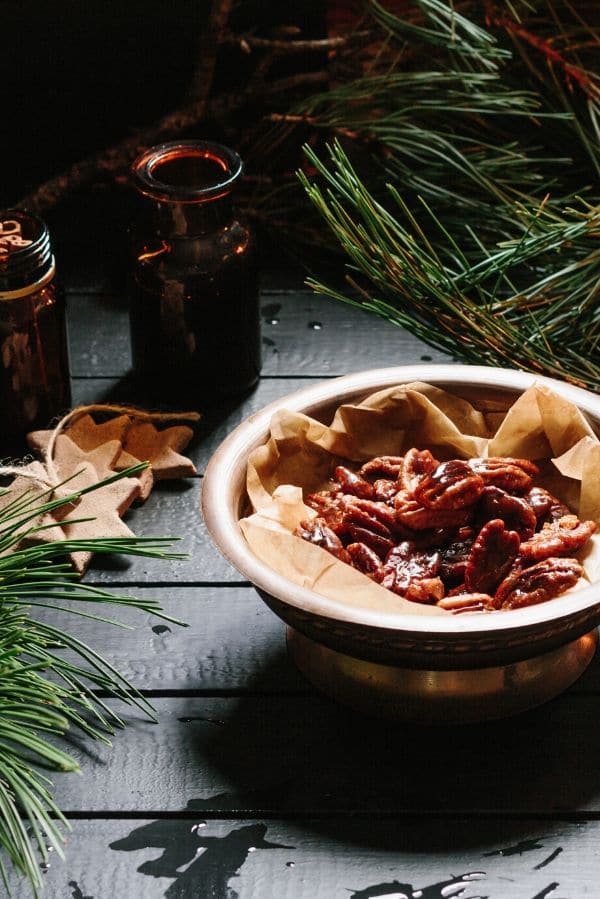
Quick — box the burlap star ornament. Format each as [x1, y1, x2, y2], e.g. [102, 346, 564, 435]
[28, 413, 196, 502]
[18, 404, 199, 574]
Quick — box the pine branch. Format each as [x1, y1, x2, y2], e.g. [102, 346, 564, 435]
[0, 470, 185, 896]
[300, 140, 600, 390]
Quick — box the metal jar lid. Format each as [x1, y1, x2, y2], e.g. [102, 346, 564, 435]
[0, 210, 54, 297]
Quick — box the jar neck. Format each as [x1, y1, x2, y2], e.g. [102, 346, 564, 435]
[146, 194, 234, 237]
[132, 140, 242, 236]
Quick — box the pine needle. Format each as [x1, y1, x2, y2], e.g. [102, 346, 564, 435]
[0, 466, 185, 895]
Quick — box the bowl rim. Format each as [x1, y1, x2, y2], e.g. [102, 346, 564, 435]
[202, 364, 600, 636]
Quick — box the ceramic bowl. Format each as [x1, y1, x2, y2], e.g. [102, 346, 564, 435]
[202, 365, 600, 722]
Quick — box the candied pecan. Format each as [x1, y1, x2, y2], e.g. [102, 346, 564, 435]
[401, 448, 438, 495]
[468, 457, 538, 493]
[344, 525, 394, 559]
[344, 498, 398, 532]
[305, 489, 344, 530]
[360, 455, 404, 480]
[333, 466, 375, 499]
[494, 557, 584, 610]
[340, 503, 393, 539]
[395, 493, 471, 531]
[524, 487, 570, 525]
[382, 542, 443, 603]
[295, 519, 351, 563]
[346, 542, 384, 581]
[464, 519, 520, 595]
[520, 515, 596, 562]
[438, 593, 494, 612]
[373, 478, 399, 503]
[476, 486, 536, 540]
[414, 459, 485, 511]
[439, 527, 475, 585]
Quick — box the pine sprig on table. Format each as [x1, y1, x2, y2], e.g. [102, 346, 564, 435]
[0, 468, 184, 897]
[294, 1, 600, 389]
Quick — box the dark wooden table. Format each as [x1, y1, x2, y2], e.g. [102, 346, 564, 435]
[11, 274, 600, 899]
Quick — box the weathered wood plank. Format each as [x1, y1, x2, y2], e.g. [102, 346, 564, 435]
[51, 694, 600, 813]
[31, 586, 305, 693]
[8, 816, 595, 899]
[83, 479, 234, 585]
[31, 587, 600, 696]
[67, 290, 450, 378]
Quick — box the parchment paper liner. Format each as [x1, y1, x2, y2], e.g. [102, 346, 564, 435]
[240, 382, 600, 617]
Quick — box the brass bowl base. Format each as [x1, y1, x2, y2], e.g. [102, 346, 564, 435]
[287, 626, 598, 724]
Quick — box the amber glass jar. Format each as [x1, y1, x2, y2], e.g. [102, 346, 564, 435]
[0, 211, 70, 446]
[130, 140, 261, 402]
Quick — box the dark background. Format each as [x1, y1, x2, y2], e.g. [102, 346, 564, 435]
[2, 1, 323, 283]
[2, 2, 323, 204]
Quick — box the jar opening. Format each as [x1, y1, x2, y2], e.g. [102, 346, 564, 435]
[132, 141, 243, 203]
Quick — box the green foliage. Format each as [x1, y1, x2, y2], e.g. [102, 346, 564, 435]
[295, 0, 600, 388]
[0, 470, 183, 896]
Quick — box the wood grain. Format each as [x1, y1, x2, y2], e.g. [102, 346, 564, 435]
[8, 817, 595, 899]
[67, 290, 450, 378]
[51, 694, 600, 814]
[31, 586, 306, 693]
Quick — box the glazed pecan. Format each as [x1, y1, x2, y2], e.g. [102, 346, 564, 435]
[305, 489, 345, 529]
[343, 525, 394, 559]
[414, 459, 485, 510]
[494, 557, 584, 609]
[343, 497, 398, 533]
[439, 527, 475, 585]
[394, 493, 471, 531]
[400, 448, 438, 495]
[476, 486, 536, 540]
[360, 455, 404, 480]
[519, 514, 596, 562]
[524, 487, 570, 525]
[438, 592, 494, 612]
[294, 519, 351, 563]
[382, 542, 444, 603]
[333, 466, 375, 499]
[373, 478, 399, 503]
[346, 542, 384, 581]
[465, 519, 520, 594]
[468, 457, 538, 493]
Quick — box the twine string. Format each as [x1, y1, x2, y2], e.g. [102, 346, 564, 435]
[1, 404, 201, 490]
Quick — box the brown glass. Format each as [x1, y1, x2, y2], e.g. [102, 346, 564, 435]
[0, 211, 70, 448]
[130, 141, 261, 402]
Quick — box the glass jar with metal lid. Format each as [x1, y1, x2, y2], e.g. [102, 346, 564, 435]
[0, 211, 70, 447]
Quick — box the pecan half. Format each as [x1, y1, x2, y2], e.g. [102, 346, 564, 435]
[333, 465, 375, 499]
[360, 455, 404, 480]
[295, 519, 351, 563]
[465, 519, 520, 595]
[476, 486, 536, 540]
[494, 557, 584, 609]
[401, 448, 439, 495]
[382, 542, 444, 603]
[346, 542, 384, 581]
[524, 487, 570, 525]
[439, 527, 475, 585]
[372, 479, 398, 503]
[438, 593, 494, 612]
[394, 493, 471, 531]
[468, 457, 538, 493]
[414, 459, 485, 510]
[520, 515, 596, 562]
